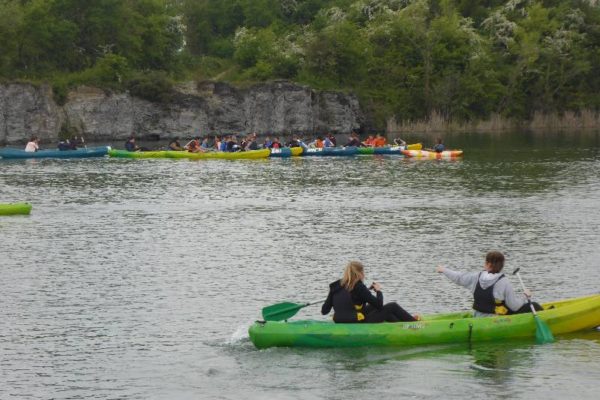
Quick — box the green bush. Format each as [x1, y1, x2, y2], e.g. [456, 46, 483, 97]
[51, 78, 70, 105]
[243, 60, 274, 81]
[126, 71, 174, 103]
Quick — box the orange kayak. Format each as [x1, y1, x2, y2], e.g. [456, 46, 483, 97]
[401, 149, 463, 159]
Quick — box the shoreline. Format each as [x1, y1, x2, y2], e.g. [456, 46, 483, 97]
[386, 110, 600, 134]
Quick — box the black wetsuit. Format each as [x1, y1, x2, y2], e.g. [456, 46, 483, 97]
[322, 280, 416, 323]
[344, 138, 361, 147]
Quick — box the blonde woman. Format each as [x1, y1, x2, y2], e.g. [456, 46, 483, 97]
[321, 261, 418, 323]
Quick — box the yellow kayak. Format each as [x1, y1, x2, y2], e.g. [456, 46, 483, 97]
[402, 149, 463, 159]
[164, 149, 270, 160]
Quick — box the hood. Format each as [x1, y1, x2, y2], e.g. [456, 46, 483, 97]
[329, 280, 345, 294]
[478, 271, 504, 290]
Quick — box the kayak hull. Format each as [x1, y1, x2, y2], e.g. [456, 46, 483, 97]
[269, 147, 304, 157]
[108, 150, 167, 158]
[249, 294, 600, 349]
[0, 202, 32, 216]
[401, 149, 463, 159]
[357, 143, 422, 155]
[108, 149, 270, 160]
[0, 146, 110, 159]
[165, 149, 270, 160]
[302, 147, 358, 156]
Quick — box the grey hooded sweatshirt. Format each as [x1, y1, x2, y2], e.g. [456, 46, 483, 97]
[441, 268, 528, 317]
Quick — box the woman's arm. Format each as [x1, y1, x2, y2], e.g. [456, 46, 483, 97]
[354, 282, 383, 309]
[321, 289, 333, 315]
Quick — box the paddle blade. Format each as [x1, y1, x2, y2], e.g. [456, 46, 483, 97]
[534, 315, 555, 344]
[262, 302, 306, 321]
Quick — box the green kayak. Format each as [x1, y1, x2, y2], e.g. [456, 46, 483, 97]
[249, 294, 600, 349]
[0, 202, 32, 216]
[108, 149, 167, 158]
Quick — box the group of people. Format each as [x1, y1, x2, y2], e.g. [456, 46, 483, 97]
[25, 133, 446, 154]
[23, 136, 86, 152]
[167, 134, 263, 153]
[123, 132, 443, 153]
[57, 136, 85, 151]
[322, 251, 542, 323]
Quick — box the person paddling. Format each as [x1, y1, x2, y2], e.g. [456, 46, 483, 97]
[125, 136, 140, 152]
[393, 138, 407, 147]
[185, 137, 204, 153]
[344, 132, 362, 147]
[322, 261, 419, 323]
[425, 138, 445, 153]
[362, 135, 375, 147]
[373, 133, 387, 147]
[168, 137, 183, 151]
[57, 139, 71, 151]
[25, 136, 40, 152]
[436, 251, 543, 317]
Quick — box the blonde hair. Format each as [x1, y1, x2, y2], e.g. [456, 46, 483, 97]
[341, 261, 364, 291]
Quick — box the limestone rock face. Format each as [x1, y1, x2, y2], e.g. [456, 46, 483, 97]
[0, 84, 62, 145]
[0, 81, 365, 144]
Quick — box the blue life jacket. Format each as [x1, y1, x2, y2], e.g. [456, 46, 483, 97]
[433, 143, 445, 153]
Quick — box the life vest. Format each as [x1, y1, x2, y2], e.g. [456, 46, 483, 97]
[473, 273, 509, 315]
[57, 141, 70, 151]
[315, 139, 324, 148]
[329, 281, 365, 323]
[373, 137, 387, 147]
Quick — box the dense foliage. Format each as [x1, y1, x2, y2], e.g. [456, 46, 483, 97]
[1, 0, 599, 124]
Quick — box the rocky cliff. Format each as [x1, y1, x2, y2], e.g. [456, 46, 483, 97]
[0, 81, 364, 145]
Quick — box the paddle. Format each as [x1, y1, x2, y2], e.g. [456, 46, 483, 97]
[512, 268, 554, 344]
[262, 300, 323, 321]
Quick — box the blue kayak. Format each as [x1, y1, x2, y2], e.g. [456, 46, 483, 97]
[301, 147, 358, 157]
[269, 147, 304, 157]
[0, 146, 110, 159]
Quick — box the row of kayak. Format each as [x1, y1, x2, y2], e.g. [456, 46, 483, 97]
[0, 144, 464, 160]
[249, 293, 600, 349]
[0, 202, 32, 216]
[108, 144, 463, 159]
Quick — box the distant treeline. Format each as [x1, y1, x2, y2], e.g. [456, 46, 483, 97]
[1, 0, 599, 126]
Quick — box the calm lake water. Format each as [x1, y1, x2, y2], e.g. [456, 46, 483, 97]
[1, 131, 599, 399]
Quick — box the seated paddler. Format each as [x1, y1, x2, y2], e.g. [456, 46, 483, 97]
[322, 261, 419, 323]
[436, 251, 543, 317]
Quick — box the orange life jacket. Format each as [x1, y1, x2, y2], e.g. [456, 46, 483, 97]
[373, 137, 387, 147]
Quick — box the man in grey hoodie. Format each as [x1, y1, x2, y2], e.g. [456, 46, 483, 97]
[436, 251, 542, 317]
